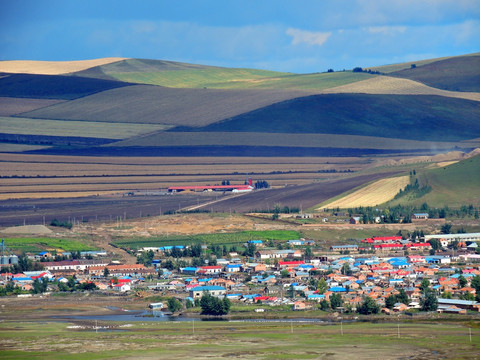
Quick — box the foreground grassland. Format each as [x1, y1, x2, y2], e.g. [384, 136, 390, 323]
[320, 175, 410, 209]
[0, 319, 478, 359]
[0, 117, 169, 139]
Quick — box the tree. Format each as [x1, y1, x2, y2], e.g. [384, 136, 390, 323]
[280, 269, 290, 278]
[396, 289, 409, 305]
[471, 275, 480, 293]
[352, 67, 363, 72]
[304, 246, 312, 260]
[320, 299, 330, 311]
[385, 294, 397, 309]
[103, 267, 110, 277]
[428, 239, 441, 251]
[330, 293, 343, 310]
[358, 297, 380, 315]
[420, 278, 430, 293]
[167, 297, 182, 313]
[200, 293, 230, 315]
[458, 275, 468, 288]
[341, 263, 352, 276]
[421, 292, 438, 312]
[441, 223, 452, 234]
[317, 278, 328, 295]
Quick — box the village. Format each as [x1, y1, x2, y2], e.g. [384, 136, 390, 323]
[2, 228, 480, 317]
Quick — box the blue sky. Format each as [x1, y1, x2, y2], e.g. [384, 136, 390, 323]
[1, 0, 479, 73]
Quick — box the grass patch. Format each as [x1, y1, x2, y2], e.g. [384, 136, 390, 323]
[2, 237, 97, 252]
[112, 230, 301, 250]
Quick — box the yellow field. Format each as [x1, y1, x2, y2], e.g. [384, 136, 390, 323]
[323, 76, 480, 102]
[320, 175, 410, 209]
[0, 57, 127, 75]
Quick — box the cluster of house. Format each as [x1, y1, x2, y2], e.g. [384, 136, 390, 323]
[2, 233, 480, 315]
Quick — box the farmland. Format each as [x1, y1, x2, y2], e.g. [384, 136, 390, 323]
[112, 230, 302, 250]
[320, 175, 410, 209]
[20, 85, 314, 126]
[0, 237, 97, 252]
[0, 117, 169, 139]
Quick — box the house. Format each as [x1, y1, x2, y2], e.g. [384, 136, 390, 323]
[293, 300, 307, 310]
[412, 213, 429, 220]
[189, 285, 226, 299]
[225, 264, 241, 273]
[350, 217, 361, 224]
[330, 245, 358, 252]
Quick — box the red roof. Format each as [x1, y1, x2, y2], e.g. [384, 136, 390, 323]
[278, 261, 305, 266]
[374, 244, 403, 248]
[363, 236, 402, 243]
[200, 266, 222, 270]
[169, 185, 253, 191]
[405, 243, 431, 248]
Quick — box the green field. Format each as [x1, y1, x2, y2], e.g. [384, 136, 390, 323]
[2, 237, 97, 253]
[112, 230, 301, 250]
[0, 319, 478, 359]
[110, 68, 373, 90]
[0, 117, 169, 139]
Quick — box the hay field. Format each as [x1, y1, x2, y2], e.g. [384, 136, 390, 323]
[320, 175, 410, 209]
[0, 57, 127, 75]
[322, 76, 480, 102]
[0, 117, 169, 139]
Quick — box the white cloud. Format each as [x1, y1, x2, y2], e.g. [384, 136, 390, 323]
[286, 28, 331, 47]
[367, 26, 407, 35]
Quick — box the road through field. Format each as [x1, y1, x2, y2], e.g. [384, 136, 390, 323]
[193, 172, 401, 212]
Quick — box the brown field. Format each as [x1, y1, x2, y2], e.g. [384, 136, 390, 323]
[21, 85, 315, 126]
[0, 57, 127, 75]
[323, 75, 480, 102]
[0, 97, 66, 116]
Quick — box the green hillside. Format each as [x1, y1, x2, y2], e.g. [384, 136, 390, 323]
[385, 154, 480, 207]
[74, 58, 373, 90]
[172, 94, 480, 142]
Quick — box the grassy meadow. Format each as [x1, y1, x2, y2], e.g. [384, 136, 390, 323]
[112, 230, 301, 250]
[1, 237, 97, 253]
[0, 319, 478, 359]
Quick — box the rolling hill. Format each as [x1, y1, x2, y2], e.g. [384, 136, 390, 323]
[0, 53, 478, 157]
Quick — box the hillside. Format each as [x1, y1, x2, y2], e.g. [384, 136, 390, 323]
[390, 55, 480, 92]
[172, 94, 480, 142]
[0, 54, 478, 158]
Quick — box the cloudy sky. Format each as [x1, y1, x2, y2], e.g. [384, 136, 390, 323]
[1, 0, 479, 73]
